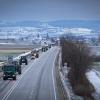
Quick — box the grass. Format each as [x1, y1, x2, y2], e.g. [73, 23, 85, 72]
[0, 49, 30, 54]
[0, 49, 30, 56]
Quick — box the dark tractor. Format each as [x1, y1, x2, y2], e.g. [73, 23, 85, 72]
[2, 64, 17, 80]
[35, 52, 39, 58]
[19, 56, 28, 65]
[31, 51, 35, 60]
[48, 44, 51, 48]
[42, 46, 46, 52]
[35, 50, 39, 58]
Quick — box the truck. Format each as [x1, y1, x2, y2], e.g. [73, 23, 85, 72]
[2, 64, 17, 80]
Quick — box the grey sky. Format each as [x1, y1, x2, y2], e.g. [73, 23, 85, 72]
[0, 0, 100, 21]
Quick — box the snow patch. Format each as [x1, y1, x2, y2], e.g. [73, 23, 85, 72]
[63, 28, 93, 35]
[87, 70, 100, 93]
[87, 70, 100, 99]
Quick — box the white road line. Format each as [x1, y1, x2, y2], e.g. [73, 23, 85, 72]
[1, 62, 35, 100]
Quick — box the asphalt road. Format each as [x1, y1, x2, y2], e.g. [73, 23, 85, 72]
[0, 47, 59, 100]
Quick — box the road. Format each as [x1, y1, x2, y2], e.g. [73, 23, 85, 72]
[0, 47, 59, 100]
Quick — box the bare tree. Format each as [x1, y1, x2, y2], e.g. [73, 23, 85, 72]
[60, 37, 95, 99]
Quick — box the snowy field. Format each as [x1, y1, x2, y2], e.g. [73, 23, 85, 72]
[87, 70, 100, 100]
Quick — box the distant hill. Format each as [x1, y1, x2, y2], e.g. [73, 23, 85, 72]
[47, 20, 100, 31]
[0, 21, 41, 27]
[0, 20, 100, 31]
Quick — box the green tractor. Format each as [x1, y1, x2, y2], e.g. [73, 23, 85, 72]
[2, 61, 22, 80]
[2, 64, 17, 80]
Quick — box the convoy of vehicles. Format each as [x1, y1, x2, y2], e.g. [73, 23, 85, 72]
[1, 44, 52, 80]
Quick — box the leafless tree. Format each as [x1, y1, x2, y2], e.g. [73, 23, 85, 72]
[60, 37, 94, 99]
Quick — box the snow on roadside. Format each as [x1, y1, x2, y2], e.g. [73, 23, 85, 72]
[13, 51, 31, 60]
[86, 70, 100, 99]
[62, 66, 84, 100]
[87, 70, 100, 93]
[62, 66, 100, 100]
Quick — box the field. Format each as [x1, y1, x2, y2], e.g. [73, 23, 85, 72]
[0, 48, 31, 61]
[0, 49, 30, 54]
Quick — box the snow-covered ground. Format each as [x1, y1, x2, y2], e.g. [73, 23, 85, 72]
[87, 70, 100, 100]
[61, 66, 84, 100]
[62, 65, 100, 100]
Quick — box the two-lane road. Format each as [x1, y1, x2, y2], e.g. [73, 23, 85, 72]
[0, 47, 59, 100]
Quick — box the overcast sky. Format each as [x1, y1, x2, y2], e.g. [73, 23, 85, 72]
[0, 0, 100, 21]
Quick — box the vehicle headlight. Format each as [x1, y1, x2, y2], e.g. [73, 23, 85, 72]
[3, 74, 5, 76]
[13, 75, 15, 76]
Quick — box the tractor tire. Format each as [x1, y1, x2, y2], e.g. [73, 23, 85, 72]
[18, 71, 21, 74]
[13, 76, 16, 80]
[3, 77, 7, 80]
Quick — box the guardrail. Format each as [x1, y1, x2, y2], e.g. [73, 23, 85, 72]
[55, 50, 71, 100]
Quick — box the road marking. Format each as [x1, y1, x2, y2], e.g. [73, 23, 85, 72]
[1, 62, 35, 100]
